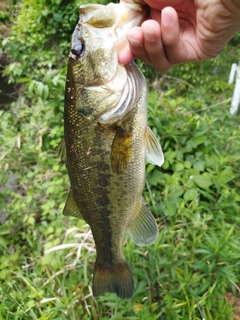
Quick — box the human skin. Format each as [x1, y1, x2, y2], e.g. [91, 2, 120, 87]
[119, 0, 240, 71]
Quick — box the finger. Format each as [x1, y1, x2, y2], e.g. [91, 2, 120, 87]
[118, 26, 143, 65]
[125, 21, 173, 72]
[161, 7, 198, 62]
[141, 19, 173, 71]
[118, 44, 135, 65]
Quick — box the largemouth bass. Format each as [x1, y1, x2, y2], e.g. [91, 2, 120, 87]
[60, 2, 164, 299]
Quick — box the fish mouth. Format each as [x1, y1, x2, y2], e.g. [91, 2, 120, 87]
[78, 2, 149, 54]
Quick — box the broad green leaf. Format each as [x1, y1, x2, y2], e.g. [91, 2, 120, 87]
[194, 175, 212, 189]
[193, 161, 205, 171]
[174, 162, 184, 172]
[187, 135, 206, 148]
[148, 171, 163, 186]
[184, 161, 191, 169]
[164, 150, 176, 163]
[184, 189, 198, 201]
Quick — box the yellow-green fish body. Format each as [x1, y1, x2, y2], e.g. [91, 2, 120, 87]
[61, 2, 164, 299]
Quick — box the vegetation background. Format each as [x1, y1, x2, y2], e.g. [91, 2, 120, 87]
[0, 0, 240, 319]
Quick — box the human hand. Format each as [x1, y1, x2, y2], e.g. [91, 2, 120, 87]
[119, 0, 240, 72]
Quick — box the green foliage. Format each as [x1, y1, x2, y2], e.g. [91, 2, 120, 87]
[229, 30, 240, 47]
[1, 0, 240, 319]
[0, 10, 10, 23]
[145, 89, 240, 319]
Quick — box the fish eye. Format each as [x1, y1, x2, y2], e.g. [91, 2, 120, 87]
[71, 38, 84, 57]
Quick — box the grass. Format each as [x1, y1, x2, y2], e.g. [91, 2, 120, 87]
[1, 96, 240, 319]
[2, 197, 239, 319]
[1, 4, 240, 317]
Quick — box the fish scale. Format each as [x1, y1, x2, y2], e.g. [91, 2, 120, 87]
[60, 2, 164, 299]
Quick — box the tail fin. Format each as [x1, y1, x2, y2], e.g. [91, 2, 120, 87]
[92, 260, 134, 299]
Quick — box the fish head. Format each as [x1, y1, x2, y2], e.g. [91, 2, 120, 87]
[70, 3, 148, 86]
[67, 3, 149, 123]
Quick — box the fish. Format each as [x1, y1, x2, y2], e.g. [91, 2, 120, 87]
[59, 1, 164, 299]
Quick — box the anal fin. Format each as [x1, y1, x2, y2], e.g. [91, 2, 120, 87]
[145, 126, 164, 167]
[63, 190, 83, 219]
[128, 198, 158, 246]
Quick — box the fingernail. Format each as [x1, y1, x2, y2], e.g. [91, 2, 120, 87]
[142, 27, 155, 42]
[128, 37, 141, 47]
[162, 10, 173, 27]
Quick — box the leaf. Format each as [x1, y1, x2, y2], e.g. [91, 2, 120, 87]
[213, 167, 234, 185]
[161, 201, 178, 217]
[42, 85, 49, 100]
[164, 150, 176, 164]
[28, 80, 35, 95]
[184, 189, 198, 201]
[169, 188, 184, 198]
[187, 135, 206, 148]
[173, 162, 184, 172]
[184, 161, 191, 169]
[53, 13, 62, 22]
[193, 161, 205, 171]
[37, 82, 44, 97]
[194, 175, 212, 189]
[148, 171, 163, 187]
[134, 303, 143, 311]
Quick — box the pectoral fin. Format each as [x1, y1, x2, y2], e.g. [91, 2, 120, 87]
[111, 127, 132, 174]
[145, 126, 164, 167]
[128, 198, 158, 246]
[63, 190, 83, 219]
[58, 138, 67, 164]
